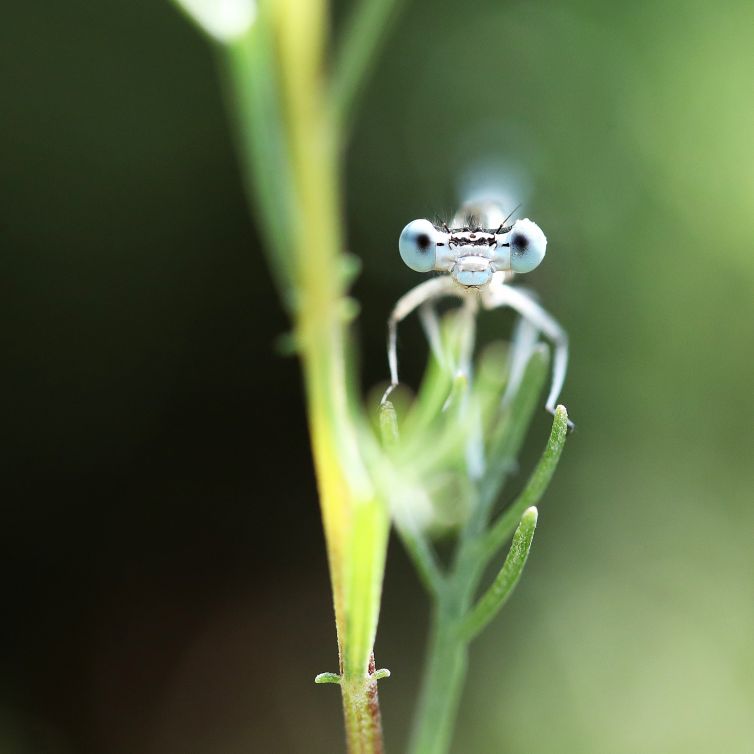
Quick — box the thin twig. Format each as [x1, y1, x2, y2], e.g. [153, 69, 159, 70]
[331, 0, 406, 134]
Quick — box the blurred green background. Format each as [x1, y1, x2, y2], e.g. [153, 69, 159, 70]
[2, 0, 753, 752]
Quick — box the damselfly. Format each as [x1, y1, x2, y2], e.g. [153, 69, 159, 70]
[382, 199, 571, 428]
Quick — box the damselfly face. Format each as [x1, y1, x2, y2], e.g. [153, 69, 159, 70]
[399, 217, 547, 288]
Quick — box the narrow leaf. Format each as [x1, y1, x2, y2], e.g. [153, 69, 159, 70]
[459, 507, 538, 641]
[344, 498, 390, 678]
[220, 7, 296, 295]
[481, 405, 569, 562]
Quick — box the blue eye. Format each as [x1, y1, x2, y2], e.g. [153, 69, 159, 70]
[399, 219, 437, 272]
[509, 218, 547, 273]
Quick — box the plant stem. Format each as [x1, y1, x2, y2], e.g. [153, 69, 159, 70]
[272, 2, 390, 748]
[222, 3, 390, 749]
[341, 655, 385, 754]
[408, 601, 469, 754]
[331, 0, 407, 134]
[408, 522, 482, 754]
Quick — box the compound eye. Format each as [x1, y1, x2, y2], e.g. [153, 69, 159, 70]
[509, 218, 547, 273]
[399, 219, 438, 272]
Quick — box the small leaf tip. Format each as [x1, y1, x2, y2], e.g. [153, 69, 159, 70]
[314, 672, 341, 685]
[555, 404, 576, 433]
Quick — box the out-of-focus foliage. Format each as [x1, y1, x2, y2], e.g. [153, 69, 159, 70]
[2, 0, 753, 752]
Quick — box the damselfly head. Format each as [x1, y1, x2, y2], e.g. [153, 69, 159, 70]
[398, 216, 547, 287]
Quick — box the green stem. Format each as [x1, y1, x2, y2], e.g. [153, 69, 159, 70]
[408, 605, 469, 754]
[331, 0, 406, 134]
[222, 27, 295, 300]
[222, 4, 390, 750]
[408, 524, 482, 754]
[393, 516, 444, 596]
[342, 657, 385, 754]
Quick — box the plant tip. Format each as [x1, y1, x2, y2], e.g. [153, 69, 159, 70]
[314, 672, 341, 685]
[554, 404, 575, 433]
